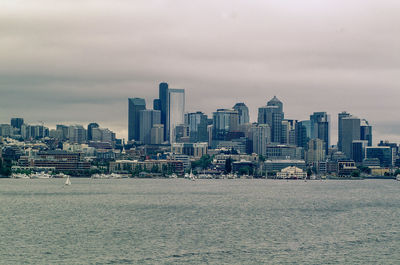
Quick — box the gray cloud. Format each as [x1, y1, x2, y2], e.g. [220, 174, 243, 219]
[1, 0, 400, 143]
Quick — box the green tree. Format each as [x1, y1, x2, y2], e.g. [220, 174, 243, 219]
[224, 157, 232, 173]
[351, 170, 361, 178]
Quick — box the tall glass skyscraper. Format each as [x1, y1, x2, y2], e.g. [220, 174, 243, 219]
[338, 111, 351, 151]
[341, 116, 361, 159]
[310, 112, 330, 155]
[128, 98, 146, 141]
[139, 110, 161, 144]
[168, 89, 185, 143]
[258, 96, 284, 144]
[233, 103, 250, 125]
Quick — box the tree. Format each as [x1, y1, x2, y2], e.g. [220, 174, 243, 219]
[307, 168, 312, 177]
[224, 157, 232, 173]
[351, 170, 360, 178]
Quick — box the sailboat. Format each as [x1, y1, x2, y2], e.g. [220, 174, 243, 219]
[189, 170, 196, 181]
[64, 176, 71, 186]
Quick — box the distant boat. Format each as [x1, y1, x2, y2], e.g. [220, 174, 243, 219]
[396, 175, 400, 181]
[189, 170, 196, 181]
[65, 176, 71, 186]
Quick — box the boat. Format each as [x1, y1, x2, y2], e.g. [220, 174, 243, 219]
[65, 176, 71, 186]
[189, 170, 196, 181]
[396, 175, 400, 181]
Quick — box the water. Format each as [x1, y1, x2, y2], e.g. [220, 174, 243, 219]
[0, 179, 399, 264]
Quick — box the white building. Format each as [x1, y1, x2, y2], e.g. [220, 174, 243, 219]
[276, 166, 307, 179]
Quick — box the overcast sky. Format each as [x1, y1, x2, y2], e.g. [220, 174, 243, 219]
[1, 0, 399, 144]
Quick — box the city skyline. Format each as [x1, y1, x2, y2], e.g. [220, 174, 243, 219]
[1, 1, 400, 142]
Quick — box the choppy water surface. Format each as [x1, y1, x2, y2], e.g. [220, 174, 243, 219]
[0, 179, 399, 264]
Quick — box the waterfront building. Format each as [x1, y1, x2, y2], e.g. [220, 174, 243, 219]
[366, 146, 394, 167]
[171, 142, 208, 158]
[128, 98, 146, 141]
[233, 103, 250, 125]
[276, 166, 307, 179]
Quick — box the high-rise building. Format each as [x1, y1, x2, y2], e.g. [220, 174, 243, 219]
[150, 124, 164, 145]
[128, 98, 146, 141]
[158, 82, 169, 140]
[68, 125, 87, 144]
[282, 119, 297, 145]
[251, 123, 271, 155]
[87, 123, 99, 141]
[341, 116, 360, 159]
[258, 96, 284, 143]
[185, 112, 209, 142]
[91, 127, 115, 143]
[307, 138, 326, 164]
[56, 125, 69, 140]
[310, 112, 330, 155]
[11, 118, 24, 134]
[168, 89, 185, 143]
[295, 120, 311, 149]
[212, 109, 239, 141]
[352, 140, 368, 164]
[338, 111, 351, 151]
[233, 103, 250, 125]
[360, 119, 372, 146]
[139, 110, 161, 144]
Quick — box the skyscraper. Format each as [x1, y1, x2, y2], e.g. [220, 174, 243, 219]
[139, 110, 161, 144]
[310, 112, 330, 155]
[338, 111, 351, 151]
[168, 88, 185, 143]
[360, 119, 372, 146]
[158, 82, 169, 140]
[11, 118, 24, 134]
[295, 120, 311, 149]
[251, 123, 271, 155]
[233, 103, 250, 125]
[128, 98, 146, 141]
[87, 122, 99, 141]
[341, 116, 361, 159]
[185, 111, 209, 142]
[258, 96, 284, 143]
[212, 109, 239, 141]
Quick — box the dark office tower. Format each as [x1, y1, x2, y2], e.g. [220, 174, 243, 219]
[158, 82, 169, 140]
[341, 116, 361, 159]
[352, 140, 368, 164]
[11, 118, 24, 134]
[258, 96, 284, 143]
[128, 98, 146, 141]
[233, 103, 250, 125]
[139, 110, 161, 144]
[153, 99, 161, 111]
[185, 112, 209, 142]
[338, 111, 351, 151]
[295, 120, 311, 149]
[87, 123, 99, 141]
[360, 119, 372, 146]
[310, 112, 330, 155]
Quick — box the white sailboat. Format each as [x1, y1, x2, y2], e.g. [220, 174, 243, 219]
[64, 176, 71, 186]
